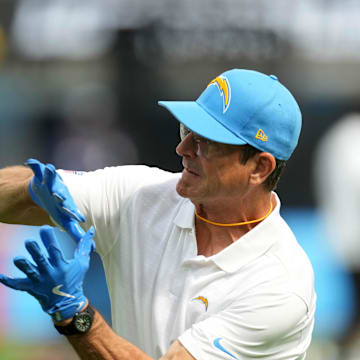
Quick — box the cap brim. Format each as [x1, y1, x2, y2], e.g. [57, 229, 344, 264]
[158, 101, 247, 145]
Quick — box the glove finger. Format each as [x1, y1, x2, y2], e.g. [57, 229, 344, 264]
[44, 164, 57, 189]
[54, 184, 85, 222]
[63, 219, 86, 244]
[25, 159, 44, 182]
[25, 239, 51, 274]
[0, 274, 31, 292]
[52, 191, 65, 204]
[39, 226, 66, 266]
[13, 257, 40, 282]
[75, 226, 95, 258]
[48, 168, 85, 223]
[61, 203, 85, 223]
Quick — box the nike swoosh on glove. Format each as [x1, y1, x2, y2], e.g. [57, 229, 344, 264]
[0, 226, 94, 322]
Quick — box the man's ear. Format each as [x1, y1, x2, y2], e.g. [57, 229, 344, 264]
[249, 152, 276, 186]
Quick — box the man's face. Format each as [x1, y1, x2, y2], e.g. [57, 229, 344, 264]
[176, 124, 253, 203]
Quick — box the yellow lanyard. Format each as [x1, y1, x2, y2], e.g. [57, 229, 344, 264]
[195, 201, 273, 227]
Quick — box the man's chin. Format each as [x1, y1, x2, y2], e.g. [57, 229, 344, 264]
[176, 178, 197, 199]
[176, 179, 205, 203]
[176, 180, 189, 198]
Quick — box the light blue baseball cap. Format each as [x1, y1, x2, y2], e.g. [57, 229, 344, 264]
[158, 69, 302, 160]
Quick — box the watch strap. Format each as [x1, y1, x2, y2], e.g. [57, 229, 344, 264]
[54, 304, 95, 336]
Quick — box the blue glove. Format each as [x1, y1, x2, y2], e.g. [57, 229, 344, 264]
[25, 158, 87, 245]
[0, 225, 94, 322]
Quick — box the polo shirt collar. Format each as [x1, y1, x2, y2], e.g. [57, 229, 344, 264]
[212, 192, 282, 273]
[173, 198, 195, 229]
[173, 193, 283, 273]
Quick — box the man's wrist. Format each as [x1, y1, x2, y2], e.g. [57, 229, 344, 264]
[54, 317, 73, 326]
[52, 298, 89, 326]
[54, 302, 95, 336]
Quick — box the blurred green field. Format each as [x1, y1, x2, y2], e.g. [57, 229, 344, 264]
[0, 339, 344, 360]
[0, 340, 78, 360]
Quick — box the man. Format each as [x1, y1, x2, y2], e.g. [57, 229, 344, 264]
[0, 69, 316, 359]
[314, 113, 360, 357]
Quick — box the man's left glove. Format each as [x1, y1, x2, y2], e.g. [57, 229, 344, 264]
[0, 225, 94, 322]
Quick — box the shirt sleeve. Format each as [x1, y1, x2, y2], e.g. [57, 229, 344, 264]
[178, 292, 310, 360]
[58, 165, 176, 256]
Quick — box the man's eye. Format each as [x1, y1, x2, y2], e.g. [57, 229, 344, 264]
[180, 124, 191, 140]
[193, 134, 211, 144]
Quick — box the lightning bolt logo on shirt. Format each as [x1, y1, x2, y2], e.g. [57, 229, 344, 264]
[192, 296, 208, 311]
[208, 76, 231, 113]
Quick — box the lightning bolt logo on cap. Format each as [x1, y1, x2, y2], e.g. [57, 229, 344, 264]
[208, 76, 231, 113]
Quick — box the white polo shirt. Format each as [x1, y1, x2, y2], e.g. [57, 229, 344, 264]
[59, 165, 316, 360]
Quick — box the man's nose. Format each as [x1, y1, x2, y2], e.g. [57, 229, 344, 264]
[176, 133, 197, 158]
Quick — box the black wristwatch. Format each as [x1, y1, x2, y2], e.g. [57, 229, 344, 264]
[54, 304, 95, 336]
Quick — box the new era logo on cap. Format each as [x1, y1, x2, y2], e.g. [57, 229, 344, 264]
[255, 129, 268, 142]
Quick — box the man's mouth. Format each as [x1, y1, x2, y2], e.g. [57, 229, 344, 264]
[184, 167, 199, 176]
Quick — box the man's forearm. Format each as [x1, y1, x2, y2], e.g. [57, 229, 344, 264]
[0, 165, 49, 225]
[66, 309, 153, 360]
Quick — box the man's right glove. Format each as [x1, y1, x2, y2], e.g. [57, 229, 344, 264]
[0, 226, 94, 322]
[25, 158, 88, 245]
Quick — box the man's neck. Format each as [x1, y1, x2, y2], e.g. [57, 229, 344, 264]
[193, 191, 273, 224]
[193, 192, 275, 257]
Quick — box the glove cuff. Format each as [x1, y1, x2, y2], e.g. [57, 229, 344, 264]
[49, 295, 88, 322]
[28, 178, 42, 207]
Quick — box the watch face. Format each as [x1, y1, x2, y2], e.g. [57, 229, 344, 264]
[74, 312, 93, 333]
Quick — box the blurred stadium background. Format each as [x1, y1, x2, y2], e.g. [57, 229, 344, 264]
[0, 0, 360, 359]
